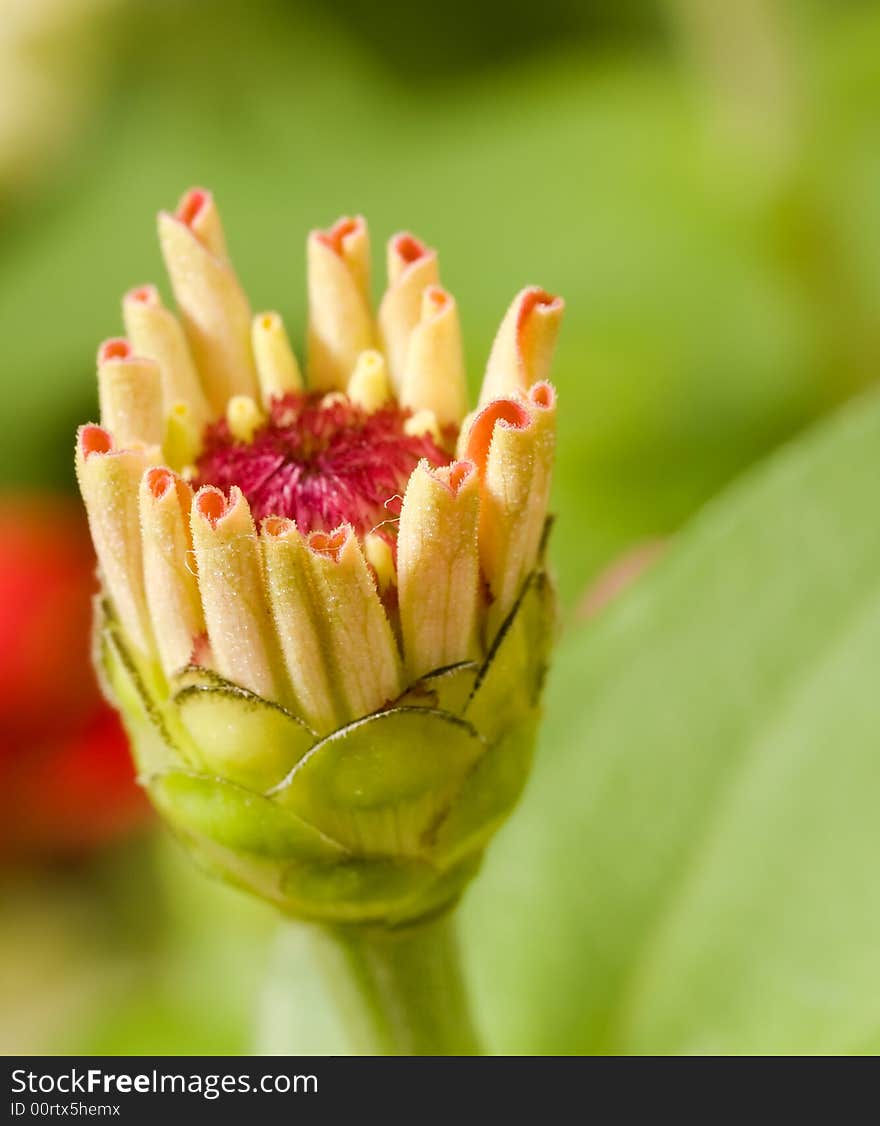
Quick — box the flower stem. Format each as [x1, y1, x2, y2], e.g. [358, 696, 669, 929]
[311, 913, 483, 1055]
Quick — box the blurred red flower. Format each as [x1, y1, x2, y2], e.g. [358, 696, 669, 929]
[0, 494, 149, 860]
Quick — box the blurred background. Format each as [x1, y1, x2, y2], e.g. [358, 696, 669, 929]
[1, 0, 879, 1054]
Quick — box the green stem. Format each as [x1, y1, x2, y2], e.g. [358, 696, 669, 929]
[311, 913, 483, 1055]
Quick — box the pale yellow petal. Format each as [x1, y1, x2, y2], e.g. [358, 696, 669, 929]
[400, 285, 468, 427]
[397, 459, 480, 678]
[123, 284, 210, 428]
[306, 217, 373, 392]
[378, 232, 439, 394]
[306, 525, 403, 722]
[97, 338, 164, 448]
[139, 467, 205, 676]
[261, 518, 341, 735]
[190, 485, 280, 701]
[347, 349, 391, 412]
[478, 287, 564, 406]
[252, 311, 303, 405]
[465, 383, 557, 635]
[75, 425, 156, 655]
[158, 189, 258, 412]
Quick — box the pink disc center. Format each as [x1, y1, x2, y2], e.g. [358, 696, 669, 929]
[194, 393, 452, 536]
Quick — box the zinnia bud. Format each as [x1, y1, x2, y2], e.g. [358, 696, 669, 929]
[77, 190, 562, 926]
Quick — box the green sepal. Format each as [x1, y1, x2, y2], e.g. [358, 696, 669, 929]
[430, 714, 538, 867]
[150, 771, 345, 863]
[270, 707, 486, 858]
[385, 853, 484, 925]
[466, 570, 555, 741]
[99, 619, 182, 775]
[280, 857, 439, 923]
[173, 684, 316, 792]
[172, 664, 230, 691]
[395, 662, 479, 716]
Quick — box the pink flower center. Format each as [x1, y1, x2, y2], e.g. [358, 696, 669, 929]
[194, 393, 452, 536]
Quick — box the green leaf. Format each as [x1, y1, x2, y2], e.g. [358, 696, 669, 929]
[271, 708, 485, 858]
[174, 685, 316, 792]
[464, 391, 880, 1055]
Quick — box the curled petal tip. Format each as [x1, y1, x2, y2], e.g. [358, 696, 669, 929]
[307, 524, 353, 563]
[98, 338, 131, 364]
[442, 459, 477, 494]
[390, 232, 432, 272]
[262, 515, 296, 539]
[519, 286, 564, 321]
[144, 465, 176, 500]
[529, 380, 556, 410]
[124, 285, 160, 308]
[79, 424, 113, 459]
[314, 216, 366, 257]
[176, 187, 210, 229]
[464, 398, 531, 475]
[479, 287, 564, 406]
[422, 284, 451, 318]
[423, 458, 477, 496]
[194, 484, 240, 528]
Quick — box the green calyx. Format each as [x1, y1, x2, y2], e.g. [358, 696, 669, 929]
[98, 566, 555, 926]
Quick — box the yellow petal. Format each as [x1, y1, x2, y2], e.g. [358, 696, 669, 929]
[158, 188, 258, 413]
[163, 401, 202, 472]
[175, 187, 228, 260]
[252, 311, 303, 406]
[378, 232, 439, 394]
[465, 382, 557, 635]
[190, 485, 280, 701]
[97, 338, 164, 448]
[139, 467, 205, 676]
[347, 349, 391, 412]
[261, 518, 342, 735]
[397, 459, 480, 678]
[306, 217, 373, 392]
[226, 395, 264, 443]
[305, 524, 403, 722]
[400, 285, 468, 428]
[363, 531, 396, 592]
[75, 425, 156, 655]
[478, 287, 564, 406]
[122, 284, 210, 427]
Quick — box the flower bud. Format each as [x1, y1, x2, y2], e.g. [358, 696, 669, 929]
[78, 192, 562, 927]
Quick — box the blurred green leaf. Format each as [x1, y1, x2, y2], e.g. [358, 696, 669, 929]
[463, 388, 880, 1054]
